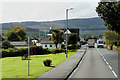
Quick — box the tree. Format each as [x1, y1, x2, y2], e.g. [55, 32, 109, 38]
[68, 33, 80, 44]
[2, 40, 14, 49]
[7, 32, 22, 41]
[104, 30, 119, 44]
[96, 1, 120, 34]
[49, 29, 64, 48]
[5, 25, 26, 41]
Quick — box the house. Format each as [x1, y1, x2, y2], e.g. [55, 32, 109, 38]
[36, 28, 80, 49]
[36, 36, 61, 49]
[10, 41, 28, 48]
[60, 28, 79, 36]
[32, 39, 38, 45]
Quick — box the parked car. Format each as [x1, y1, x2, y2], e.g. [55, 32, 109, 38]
[97, 39, 104, 48]
[87, 39, 95, 48]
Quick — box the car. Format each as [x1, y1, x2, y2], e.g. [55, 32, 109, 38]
[97, 39, 104, 48]
[87, 39, 95, 48]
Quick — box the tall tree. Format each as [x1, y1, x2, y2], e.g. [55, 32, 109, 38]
[96, 1, 120, 34]
[49, 29, 64, 48]
[5, 25, 26, 41]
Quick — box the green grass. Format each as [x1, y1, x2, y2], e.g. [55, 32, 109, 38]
[2, 49, 78, 79]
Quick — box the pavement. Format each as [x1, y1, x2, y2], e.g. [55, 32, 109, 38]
[33, 45, 87, 79]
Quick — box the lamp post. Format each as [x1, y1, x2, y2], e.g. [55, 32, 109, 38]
[66, 8, 73, 58]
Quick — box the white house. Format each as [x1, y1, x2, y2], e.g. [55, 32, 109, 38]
[36, 36, 61, 49]
[32, 39, 38, 45]
[10, 41, 28, 48]
[36, 28, 80, 49]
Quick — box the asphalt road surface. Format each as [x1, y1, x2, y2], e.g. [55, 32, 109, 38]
[69, 48, 116, 78]
[98, 48, 118, 76]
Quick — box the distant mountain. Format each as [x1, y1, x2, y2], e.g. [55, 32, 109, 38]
[1, 17, 107, 37]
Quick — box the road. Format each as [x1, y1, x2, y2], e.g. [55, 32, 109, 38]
[69, 48, 116, 78]
[98, 48, 118, 76]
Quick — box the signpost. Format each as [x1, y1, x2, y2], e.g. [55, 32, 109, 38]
[28, 37, 30, 75]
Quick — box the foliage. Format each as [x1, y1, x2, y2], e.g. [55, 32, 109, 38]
[96, 1, 120, 34]
[80, 41, 86, 45]
[2, 48, 27, 57]
[68, 33, 80, 44]
[43, 59, 52, 66]
[2, 40, 14, 49]
[68, 44, 77, 50]
[2, 46, 52, 58]
[5, 25, 26, 41]
[104, 30, 119, 43]
[50, 29, 64, 48]
[104, 30, 120, 47]
[50, 48, 65, 54]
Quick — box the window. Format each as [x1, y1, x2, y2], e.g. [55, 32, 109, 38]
[45, 45, 47, 47]
[50, 45, 52, 47]
[99, 41, 103, 44]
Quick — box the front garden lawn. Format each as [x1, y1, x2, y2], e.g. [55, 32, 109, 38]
[2, 49, 78, 79]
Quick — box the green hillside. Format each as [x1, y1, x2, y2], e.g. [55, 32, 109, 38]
[1, 17, 107, 38]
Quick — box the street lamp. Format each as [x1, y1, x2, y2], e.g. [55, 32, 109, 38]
[65, 8, 73, 58]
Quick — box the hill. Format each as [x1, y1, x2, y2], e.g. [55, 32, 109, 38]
[1, 17, 107, 38]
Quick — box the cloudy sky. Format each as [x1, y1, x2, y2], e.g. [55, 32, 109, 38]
[1, 0, 100, 23]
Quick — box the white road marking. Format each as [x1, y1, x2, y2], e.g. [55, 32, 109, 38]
[106, 62, 109, 65]
[97, 48, 118, 78]
[112, 71, 117, 77]
[109, 65, 112, 70]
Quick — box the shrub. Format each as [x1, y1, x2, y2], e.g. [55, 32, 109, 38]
[2, 40, 14, 49]
[50, 48, 65, 54]
[2, 46, 65, 58]
[42, 48, 51, 54]
[80, 41, 86, 45]
[61, 44, 65, 49]
[43, 59, 52, 66]
[68, 44, 77, 50]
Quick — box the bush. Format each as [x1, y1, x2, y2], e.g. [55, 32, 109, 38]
[80, 41, 86, 45]
[61, 44, 65, 49]
[50, 48, 65, 54]
[2, 40, 14, 49]
[43, 59, 52, 66]
[2, 46, 66, 58]
[2, 48, 27, 57]
[68, 44, 77, 50]
[42, 48, 51, 54]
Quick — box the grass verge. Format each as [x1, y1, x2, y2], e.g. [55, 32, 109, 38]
[2, 49, 78, 79]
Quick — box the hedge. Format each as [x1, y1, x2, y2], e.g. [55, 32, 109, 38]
[2, 46, 66, 58]
[50, 48, 65, 54]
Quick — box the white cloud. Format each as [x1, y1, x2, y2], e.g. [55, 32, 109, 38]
[2, 2, 99, 23]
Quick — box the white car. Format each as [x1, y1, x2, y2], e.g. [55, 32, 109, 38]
[97, 40, 104, 48]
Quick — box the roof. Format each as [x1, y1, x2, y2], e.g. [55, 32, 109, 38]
[10, 41, 27, 46]
[40, 37, 53, 44]
[60, 28, 79, 35]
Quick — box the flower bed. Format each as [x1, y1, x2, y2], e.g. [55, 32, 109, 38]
[43, 59, 52, 66]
